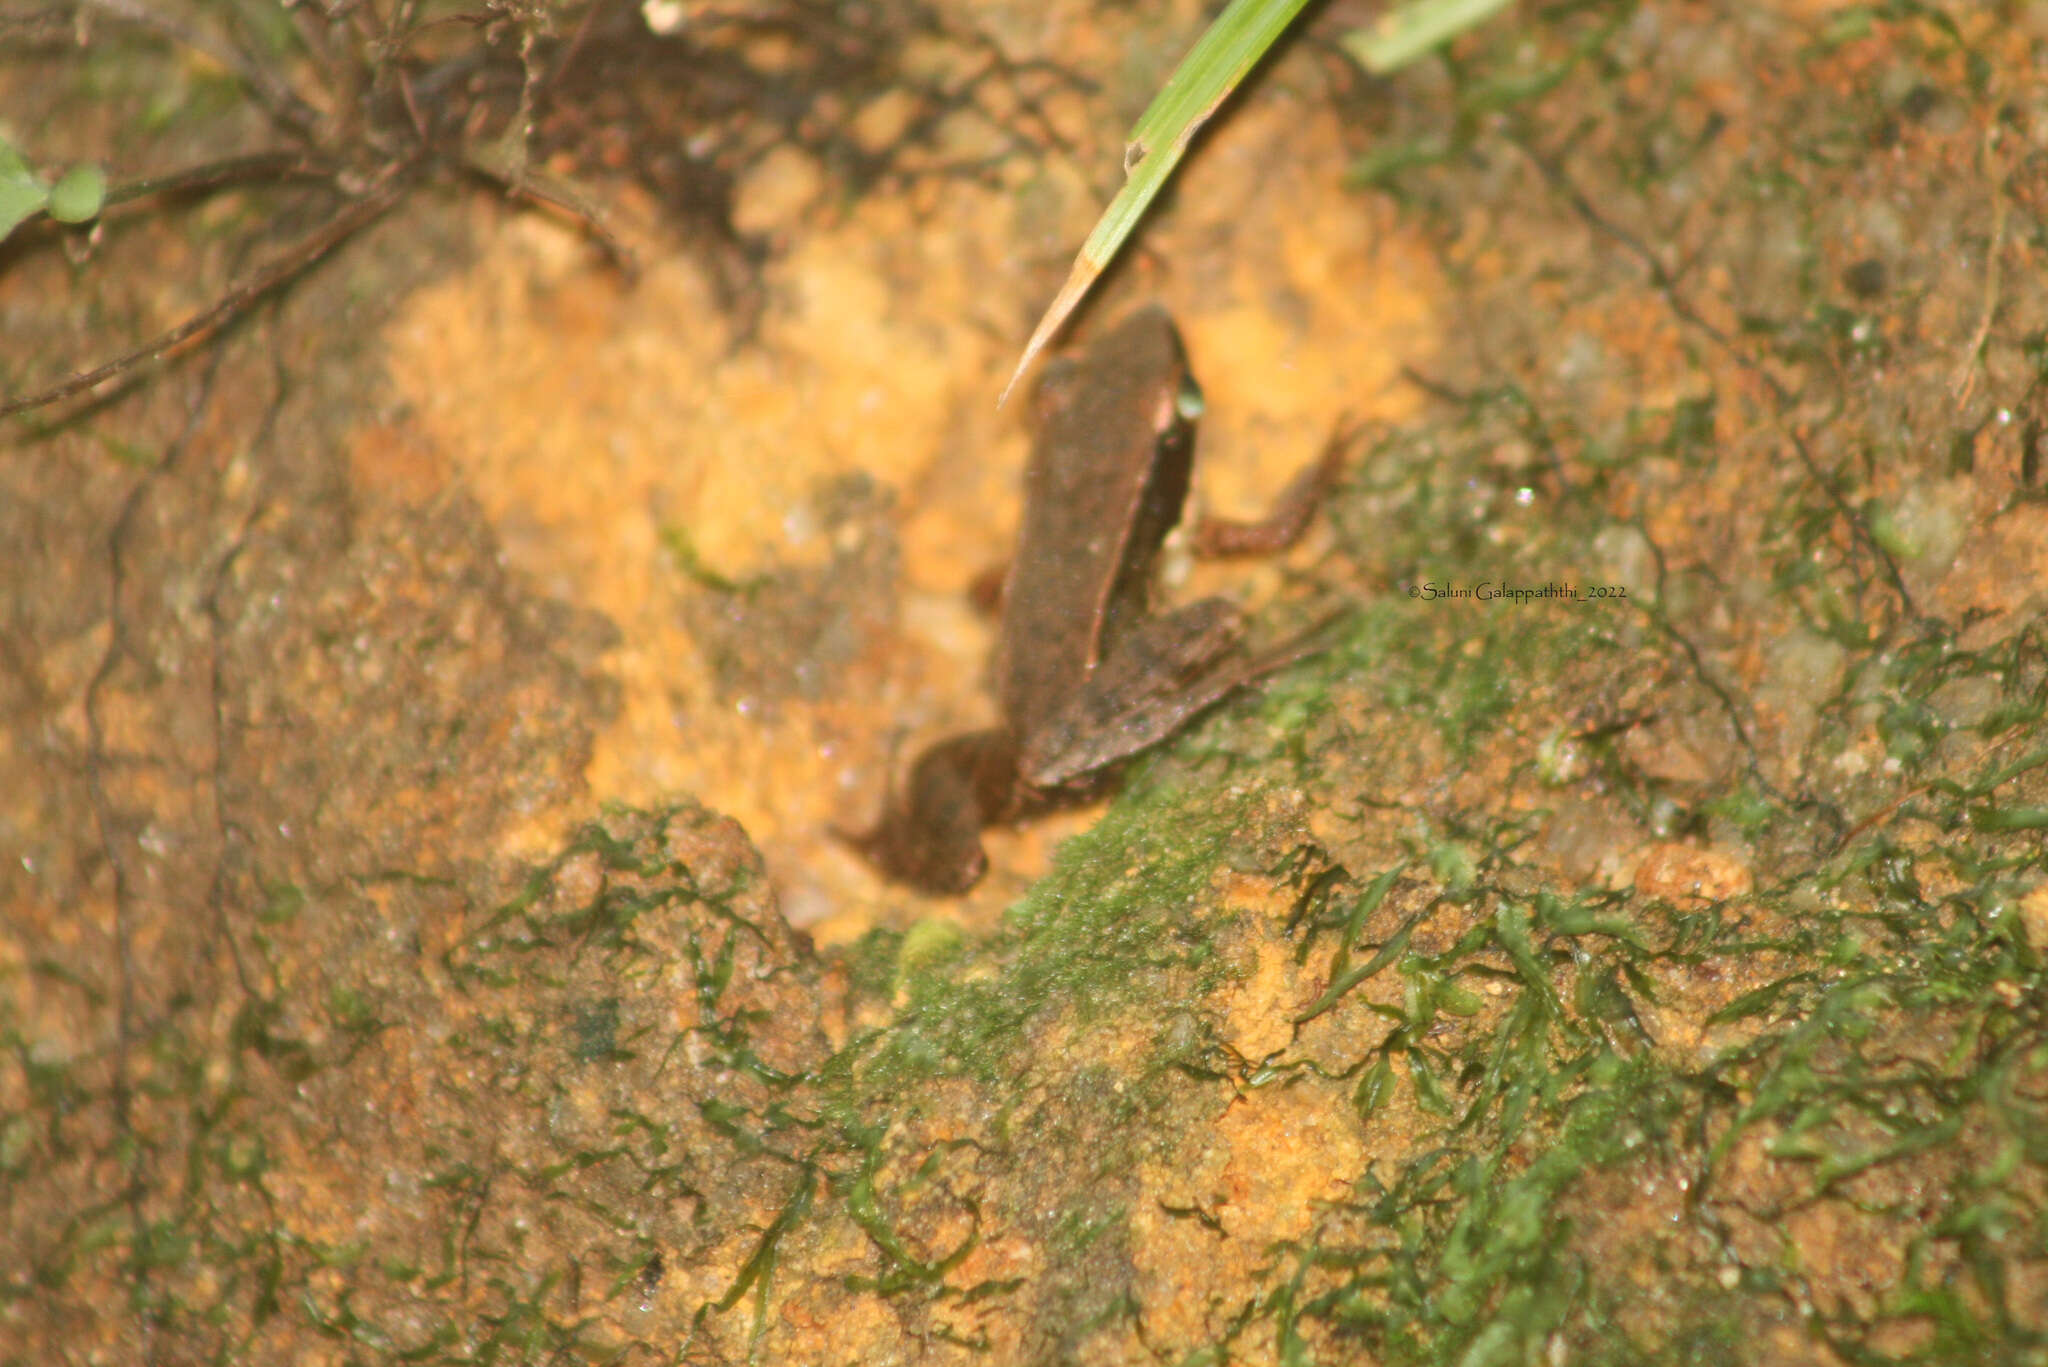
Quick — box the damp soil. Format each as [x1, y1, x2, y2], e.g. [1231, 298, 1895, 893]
[6, 2, 2048, 1364]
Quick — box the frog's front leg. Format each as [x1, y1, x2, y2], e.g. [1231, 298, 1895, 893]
[1190, 421, 1355, 557]
[1018, 599, 1251, 789]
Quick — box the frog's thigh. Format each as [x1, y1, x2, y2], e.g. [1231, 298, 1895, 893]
[1094, 599, 1244, 697]
[1022, 599, 1247, 786]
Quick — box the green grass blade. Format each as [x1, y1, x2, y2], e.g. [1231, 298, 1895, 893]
[1342, 0, 1515, 74]
[999, 0, 1313, 404]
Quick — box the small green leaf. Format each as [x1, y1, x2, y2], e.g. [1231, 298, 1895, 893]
[48, 162, 105, 223]
[1410, 1052, 1454, 1116]
[1353, 1054, 1395, 1119]
[0, 139, 48, 243]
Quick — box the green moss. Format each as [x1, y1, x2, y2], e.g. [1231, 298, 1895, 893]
[893, 918, 965, 987]
[836, 774, 1253, 1105]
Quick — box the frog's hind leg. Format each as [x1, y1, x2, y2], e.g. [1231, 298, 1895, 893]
[1020, 600, 1345, 790]
[1020, 599, 1246, 788]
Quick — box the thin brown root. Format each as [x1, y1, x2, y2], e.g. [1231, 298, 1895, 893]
[1, 169, 411, 421]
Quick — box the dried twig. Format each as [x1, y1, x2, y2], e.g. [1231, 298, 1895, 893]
[1, 169, 412, 420]
[461, 150, 639, 278]
[103, 151, 334, 208]
[1950, 123, 2010, 410]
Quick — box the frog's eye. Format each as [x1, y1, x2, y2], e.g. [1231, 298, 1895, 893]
[1174, 375, 1206, 423]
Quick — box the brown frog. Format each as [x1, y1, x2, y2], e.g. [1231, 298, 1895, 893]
[849, 305, 1347, 893]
